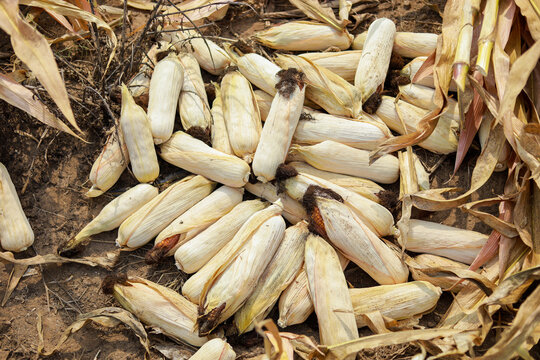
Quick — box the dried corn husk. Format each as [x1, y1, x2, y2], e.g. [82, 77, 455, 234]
[182, 204, 282, 305]
[275, 54, 362, 118]
[479, 115, 509, 172]
[60, 184, 158, 255]
[376, 96, 458, 154]
[198, 212, 285, 335]
[244, 182, 307, 224]
[149, 186, 244, 260]
[0, 163, 34, 252]
[353, 31, 438, 58]
[401, 57, 458, 92]
[86, 127, 129, 197]
[304, 234, 358, 357]
[189, 338, 235, 360]
[398, 150, 430, 197]
[210, 83, 232, 154]
[253, 69, 306, 183]
[147, 53, 184, 144]
[120, 84, 159, 183]
[290, 140, 400, 184]
[299, 50, 362, 82]
[255, 21, 353, 51]
[354, 18, 396, 102]
[234, 221, 309, 334]
[104, 275, 210, 347]
[175, 200, 267, 274]
[349, 281, 442, 328]
[128, 42, 171, 101]
[116, 176, 215, 249]
[159, 131, 251, 188]
[254, 89, 274, 121]
[409, 254, 468, 292]
[400, 219, 489, 264]
[234, 50, 282, 96]
[293, 109, 391, 150]
[398, 83, 459, 122]
[221, 70, 262, 162]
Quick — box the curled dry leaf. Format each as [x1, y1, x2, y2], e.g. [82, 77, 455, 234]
[0, 250, 119, 270]
[289, 0, 350, 30]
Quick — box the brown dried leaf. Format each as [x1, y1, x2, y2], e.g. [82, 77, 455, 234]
[460, 198, 519, 237]
[1, 264, 27, 306]
[289, 0, 349, 31]
[0, 250, 119, 270]
[514, 0, 540, 41]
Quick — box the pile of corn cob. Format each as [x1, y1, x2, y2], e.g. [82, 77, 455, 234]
[2, 12, 498, 358]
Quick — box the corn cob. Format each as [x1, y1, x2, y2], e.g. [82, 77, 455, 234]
[354, 18, 396, 102]
[182, 204, 282, 305]
[188, 338, 235, 360]
[293, 109, 391, 151]
[398, 83, 459, 122]
[234, 221, 309, 334]
[410, 254, 468, 292]
[254, 21, 353, 51]
[304, 186, 408, 284]
[253, 69, 305, 183]
[398, 150, 430, 197]
[298, 50, 362, 82]
[147, 53, 184, 144]
[178, 52, 212, 140]
[116, 176, 215, 249]
[290, 140, 400, 184]
[349, 281, 442, 328]
[401, 57, 458, 92]
[254, 89, 274, 121]
[221, 70, 262, 162]
[304, 234, 358, 357]
[353, 32, 438, 58]
[275, 54, 362, 118]
[244, 182, 307, 224]
[59, 184, 158, 256]
[0, 163, 34, 252]
[376, 96, 458, 154]
[128, 42, 170, 103]
[233, 49, 282, 96]
[148, 186, 243, 262]
[210, 83, 232, 154]
[120, 84, 160, 183]
[159, 131, 251, 188]
[175, 200, 267, 274]
[479, 115, 509, 172]
[102, 275, 210, 347]
[197, 213, 286, 335]
[86, 127, 129, 197]
[399, 219, 489, 264]
[288, 162, 384, 202]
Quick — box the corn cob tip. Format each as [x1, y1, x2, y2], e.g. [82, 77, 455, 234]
[86, 185, 105, 197]
[197, 303, 226, 336]
[275, 68, 305, 98]
[57, 236, 89, 257]
[377, 189, 398, 211]
[101, 273, 130, 295]
[363, 92, 382, 115]
[275, 163, 299, 182]
[145, 234, 181, 265]
[185, 126, 212, 146]
[302, 185, 343, 238]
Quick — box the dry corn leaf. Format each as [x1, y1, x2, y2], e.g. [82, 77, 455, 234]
[0, 250, 119, 270]
[163, 0, 234, 25]
[1, 264, 27, 306]
[289, 0, 349, 30]
[514, 0, 540, 41]
[460, 198, 519, 237]
[514, 180, 540, 267]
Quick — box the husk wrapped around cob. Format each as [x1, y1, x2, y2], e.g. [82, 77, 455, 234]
[398, 150, 430, 197]
[254, 90, 274, 121]
[210, 83, 233, 155]
[102, 275, 210, 347]
[244, 182, 307, 224]
[116, 175, 215, 249]
[233, 49, 282, 96]
[175, 200, 267, 274]
[400, 57, 458, 92]
[299, 50, 362, 82]
[234, 221, 309, 334]
[188, 338, 235, 360]
[398, 83, 459, 122]
[353, 31, 438, 58]
[0, 162, 34, 252]
[255, 21, 353, 51]
[159, 131, 251, 188]
[409, 254, 468, 292]
[128, 42, 171, 103]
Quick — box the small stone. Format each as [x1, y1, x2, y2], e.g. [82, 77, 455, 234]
[403, 0, 411, 9]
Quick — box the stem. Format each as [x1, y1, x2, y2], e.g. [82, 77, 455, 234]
[453, 0, 474, 91]
[476, 0, 500, 76]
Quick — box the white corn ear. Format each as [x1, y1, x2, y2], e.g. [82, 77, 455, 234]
[401, 57, 458, 92]
[254, 89, 274, 121]
[244, 182, 307, 224]
[398, 150, 430, 197]
[353, 31, 437, 58]
[299, 50, 362, 82]
[210, 83, 233, 154]
[235, 51, 282, 95]
[399, 83, 459, 122]
[188, 338, 236, 360]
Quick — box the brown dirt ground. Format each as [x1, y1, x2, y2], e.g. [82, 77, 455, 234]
[0, 0, 523, 359]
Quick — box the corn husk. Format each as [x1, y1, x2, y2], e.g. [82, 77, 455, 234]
[178, 52, 212, 135]
[116, 176, 215, 249]
[210, 83, 232, 154]
[253, 69, 306, 183]
[189, 338, 235, 360]
[376, 96, 458, 154]
[105, 275, 210, 347]
[290, 140, 400, 184]
[197, 213, 286, 335]
[398, 83, 459, 122]
[353, 31, 438, 58]
[254, 89, 274, 121]
[60, 184, 158, 255]
[398, 150, 430, 197]
[128, 42, 171, 101]
[349, 281, 442, 328]
[175, 200, 267, 274]
[409, 254, 468, 292]
[354, 18, 396, 102]
[275, 54, 362, 118]
[234, 221, 309, 334]
[120, 84, 160, 183]
[400, 219, 489, 264]
[147, 53, 184, 144]
[293, 109, 391, 150]
[304, 234, 358, 356]
[288, 162, 384, 202]
[0, 163, 34, 252]
[235, 51, 282, 96]
[150, 186, 244, 259]
[159, 131, 251, 188]
[255, 21, 353, 51]
[299, 50, 362, 82]
[244, 182, 307, 224]
[86, 127, 129, 197]
[401, 57, 458, 92]
[221, 70, 262, 162]
[479, 115, 509, 172]
[182, 204, 282, 305]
